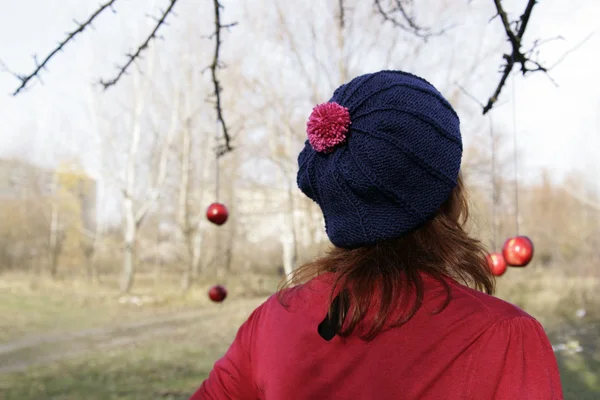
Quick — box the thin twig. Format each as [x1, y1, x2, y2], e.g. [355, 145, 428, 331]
[455, 82, 485, 108]
[374, 0, 447, 39]
[209, 0, 236, 158]
[9, 0, 119, 95]
[549, 31, 595, 71]
[99, 0, 180, 89]
[562, 186, 600, 212]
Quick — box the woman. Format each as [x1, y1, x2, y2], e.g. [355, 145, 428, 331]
[190, 70, 563, 399]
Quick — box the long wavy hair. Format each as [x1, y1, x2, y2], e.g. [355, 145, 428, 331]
[277, 173, 494, 341]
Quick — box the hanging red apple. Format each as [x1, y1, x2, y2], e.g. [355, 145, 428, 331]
[208, 284, 227, 302]
[486, 252, 507, 276]
[502, 236, 534, 267]
[206, 202, 228, 225]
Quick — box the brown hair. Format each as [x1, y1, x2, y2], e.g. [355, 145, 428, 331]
[277, 173, 494, 341]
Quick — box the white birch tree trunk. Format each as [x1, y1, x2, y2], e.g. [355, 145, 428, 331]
[120, 90, 143, 292]
[179, 117, 194, 291]
[192, 143, 213, 279]
[48, 171, 64, 278]
[48, 191, 61, 277]
[267, 113, 298, 277]
[120, 47, 180, 293]
[281, 187, 297, 277]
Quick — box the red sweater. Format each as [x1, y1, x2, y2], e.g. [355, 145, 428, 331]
[190, 273, 563, 399]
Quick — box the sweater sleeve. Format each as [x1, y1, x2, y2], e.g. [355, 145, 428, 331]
[189, 304, 263, 400]
[466, 316, 564, 400]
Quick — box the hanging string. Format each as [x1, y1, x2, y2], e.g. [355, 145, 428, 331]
[511, 72, 520, 235]
[488, 114, 498, 250]
[215, 118, 220, 203]
[214, 118, 222, 280]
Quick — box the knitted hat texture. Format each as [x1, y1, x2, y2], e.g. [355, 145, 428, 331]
[297, 70, 462, 248]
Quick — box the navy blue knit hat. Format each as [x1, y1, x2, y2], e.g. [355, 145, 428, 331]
[297, 70, 462, 249]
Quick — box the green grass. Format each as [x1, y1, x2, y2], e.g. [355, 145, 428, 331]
[559, 352, 600, 400]
[0, 272, 281, 343]
[0, 298, 257, 400]
[1, 317, 598, 400]
[546, 317, 600, 400]
[494, 268, 600, 399]
[0, 288, 119, 343]
[0, 332, 223, 400]
[0, 269, 598, 399]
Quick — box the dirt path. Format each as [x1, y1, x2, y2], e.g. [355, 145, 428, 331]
[0, 297, 266, 375]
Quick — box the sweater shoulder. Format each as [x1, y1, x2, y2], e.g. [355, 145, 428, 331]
[445, 278, 534, 323]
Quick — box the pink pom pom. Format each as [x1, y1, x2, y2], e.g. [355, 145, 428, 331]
[306, 102, 351, 153]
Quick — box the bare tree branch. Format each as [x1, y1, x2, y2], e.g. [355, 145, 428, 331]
[455, 82, 485, 109]
[209, 0, 237, 158]
[374, 0, 446, 39]
[338, 0, 346, 29]
[562, 186, 600, 212]
[100, 0, 180, 89]
[8, 0, 119, 96]
[482, 0, 548, 114]
[548, 32, 595, 70]
[274, 2, 321, 104]
[337, 0, 348, 84]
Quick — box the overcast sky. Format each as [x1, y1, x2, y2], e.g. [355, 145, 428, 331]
[0, 0, 598, 192]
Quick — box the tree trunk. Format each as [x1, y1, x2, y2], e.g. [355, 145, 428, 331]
[83, 243, 98, 284]
[121, 243, 135, 293]
[215, 231, 225, 280]
[181, 234, 194, 292]
[281, 186, 297, 277]
[48, 196, 62, 278]
[80, 224, 99, 283]
[336, 0, 348, 84]
[49, 243, 61, 279]
[118, 48, 159, 294]
[120, 196, 136, 293]
[181, 224, 204, 291]
[191, 229, 203, 279]
[223, 215, 235, 274]
[86, 252, 99, 284]
[181, 262, 192, 292]
[153, 228, 163, 285]
[191, 135, 213, 280]
[179, 118, 193, 292]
